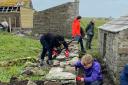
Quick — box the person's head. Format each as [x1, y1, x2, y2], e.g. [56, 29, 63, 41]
[81, 54, 93, 68]
[90, 19, 95, 24]
[76, 16, 82, 20]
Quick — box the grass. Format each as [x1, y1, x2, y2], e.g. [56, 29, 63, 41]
[0, 17, 109, 82]
[0, 32, 41, 82]
[0, 32, 41, 61]
[0, 66, 23, 82]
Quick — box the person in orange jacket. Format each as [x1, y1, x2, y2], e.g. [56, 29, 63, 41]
[72, 16, 86, 53]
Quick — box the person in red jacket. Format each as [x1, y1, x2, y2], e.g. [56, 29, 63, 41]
[72, 16, 86, 53]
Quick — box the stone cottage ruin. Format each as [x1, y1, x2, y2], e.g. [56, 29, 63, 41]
[99, 15, 128, 84]
[0, 0, 34, 31]
[33, 0, 79, 37]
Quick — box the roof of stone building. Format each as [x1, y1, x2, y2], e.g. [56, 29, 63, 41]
[99, 15, 128, 32]
[0, 0, 32, 8]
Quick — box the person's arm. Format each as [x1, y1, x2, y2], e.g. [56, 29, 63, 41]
[74, 60, 83, 69]
[84, 63, 101, 82]
[62, 41, 68, 50]
[86, 23, 90, 33]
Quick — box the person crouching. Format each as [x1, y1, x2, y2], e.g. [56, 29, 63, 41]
[39, 33, 69, 66]
[75, 54, 103, 85]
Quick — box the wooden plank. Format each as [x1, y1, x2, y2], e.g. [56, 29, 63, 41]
[20, 7, 34, 29]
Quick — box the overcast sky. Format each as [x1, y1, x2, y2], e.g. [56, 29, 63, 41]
[31, 0, 128, 18]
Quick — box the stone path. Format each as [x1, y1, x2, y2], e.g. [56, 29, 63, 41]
[21, 40, 114, 85]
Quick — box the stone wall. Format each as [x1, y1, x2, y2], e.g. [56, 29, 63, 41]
[117, 28, 128, 75]
[33, 2, 79, 38]
[99, 28, 128, 85]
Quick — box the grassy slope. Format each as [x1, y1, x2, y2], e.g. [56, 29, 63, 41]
[0, 32, 41, 82]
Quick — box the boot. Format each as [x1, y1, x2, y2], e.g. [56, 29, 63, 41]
[81, 50, 86, 53]
[46, 60, 53, 65]
[40, 60, 45, 66]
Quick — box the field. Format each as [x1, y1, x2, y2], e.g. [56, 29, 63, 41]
[0, 18, 109, 82]
[0, 32, 41, 82]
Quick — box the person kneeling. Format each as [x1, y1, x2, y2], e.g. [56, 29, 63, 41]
[75, 54, 103, 85]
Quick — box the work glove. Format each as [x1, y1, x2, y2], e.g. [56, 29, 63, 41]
[52, 49, 58, 56]
[64, 49, 69, 58]
[76, 76, 84, 81]
[76, 76, 82, 81]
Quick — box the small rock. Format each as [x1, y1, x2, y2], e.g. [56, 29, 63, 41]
[27, 80, 37, 85]
[49, 67, 63, 74]
[53, 60, 60, 66]
[64, 66, 76, 74]
[44, 81, 61, 85]
[24, 62, 38, 67]
[46, 72, 76, 80]
[69, 57, 79, 66]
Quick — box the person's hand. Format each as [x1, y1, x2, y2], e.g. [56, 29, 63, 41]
[76, 76, 81, 81]
[84, 34, 87, 39]
[76, 76, 84, 82]
[80, 77, 84, 82]
[64, 49, 69, 58]
[52, 49, 58, 56]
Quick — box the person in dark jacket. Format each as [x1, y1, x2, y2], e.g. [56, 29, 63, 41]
[75, 54, 103, 85]
[72, 16, 86, 53]
[120, 64, 128, 85]
[40, 33, 69, 66]
[86, 19, 95, 49]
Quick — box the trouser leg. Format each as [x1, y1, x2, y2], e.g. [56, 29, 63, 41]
[89, 35, 93, 49]
[86, 35, 90, 49]
[79, 37, 85, 52]
[86, 35, 93, 49]
[40, 47, 47, 61]
[47, 48, 52, 60]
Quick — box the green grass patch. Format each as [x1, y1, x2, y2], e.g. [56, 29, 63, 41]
[0, 66, 23, 82]
[0, 32, 41, 61]
[0, 32, 41, 82]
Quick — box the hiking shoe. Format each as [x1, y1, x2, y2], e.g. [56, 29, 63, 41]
[46, 60, 53, 65]
[40, 60, 45, 66]
[81, 50, 86, 53]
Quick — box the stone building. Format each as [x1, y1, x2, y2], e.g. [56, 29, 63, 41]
[33, 0, 79, 37]
[99, 15, 128, 84]
[0, 0, 34, 31]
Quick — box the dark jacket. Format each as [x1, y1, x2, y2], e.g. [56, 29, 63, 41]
[40, 33, 68, 50]
[120, 64, 128, 85]
[86, 21, 95, 36]
[80, 27, 85, 38]
[75, 60, 103, 83]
